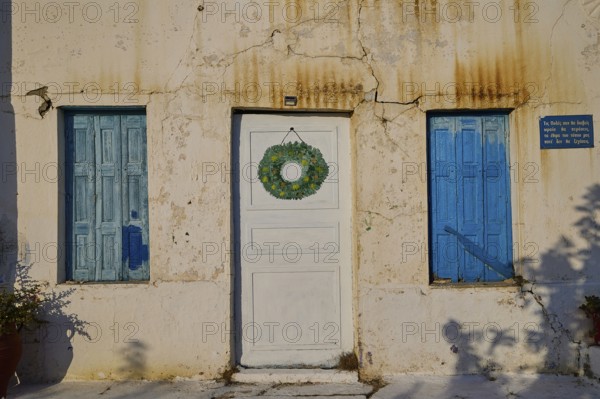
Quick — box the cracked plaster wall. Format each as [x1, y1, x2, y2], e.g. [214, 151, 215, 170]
[2, 0, 600, 381]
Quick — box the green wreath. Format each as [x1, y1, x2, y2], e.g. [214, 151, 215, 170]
[258, 141, 329, 200]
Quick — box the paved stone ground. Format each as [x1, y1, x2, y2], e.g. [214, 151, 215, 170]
[373, 374, 600, 399]
[8, 380, 372, 399]
[7, 374, 600, 399]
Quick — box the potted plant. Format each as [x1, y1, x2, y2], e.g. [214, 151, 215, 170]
[580, 295, 600, 345]
[0, 280, 45, 398]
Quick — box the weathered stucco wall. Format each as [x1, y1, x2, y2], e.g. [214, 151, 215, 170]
[1, 0, 599, 381]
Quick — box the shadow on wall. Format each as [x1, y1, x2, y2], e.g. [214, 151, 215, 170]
[18, 258, 150, 385]
[397, 184, 600, 397]
[10, 263, 90, 389]
[118, 340, 149, 379]
[13, 266, 151, 394]
[518, 183, 600, 374]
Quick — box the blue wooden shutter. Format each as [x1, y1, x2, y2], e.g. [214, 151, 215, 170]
[456, 116, 485, 282]
[95, 115, 123, 281]
[120, 115, 150, 280]
[429, 116, 461, 281]
[67, 115, 97, 281]
[67, 112, 149, 282]
[482, 116, 513, 280]
[429, 115, 513, 282]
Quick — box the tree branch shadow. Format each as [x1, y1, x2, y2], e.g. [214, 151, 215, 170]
[447, 183, 600, 395]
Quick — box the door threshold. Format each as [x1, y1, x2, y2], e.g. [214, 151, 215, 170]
[231, 368, 359, 384]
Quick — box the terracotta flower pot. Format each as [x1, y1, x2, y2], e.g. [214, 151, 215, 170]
[0, 327, 22, 399]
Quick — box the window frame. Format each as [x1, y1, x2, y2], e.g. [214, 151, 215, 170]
[427, 112, 514, 284]
[64, 109, 150, 283]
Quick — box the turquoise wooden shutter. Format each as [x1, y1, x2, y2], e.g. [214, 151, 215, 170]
[67, 112, 149, 282]
[66, 115, 97, 281]
[429, 115, 513, 282]
[95, 115, 123, 281]
[121, 115, 150, 280]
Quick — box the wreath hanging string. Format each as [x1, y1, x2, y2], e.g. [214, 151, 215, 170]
[258, 128, 330, 200]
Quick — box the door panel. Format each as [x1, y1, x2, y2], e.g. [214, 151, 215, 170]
[236, 114, 352, 368]
[246, 128, 339, 210]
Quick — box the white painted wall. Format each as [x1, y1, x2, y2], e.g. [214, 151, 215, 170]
[0, 0, 598, 381]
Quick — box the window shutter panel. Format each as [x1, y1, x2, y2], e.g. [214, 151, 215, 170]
[429, 116, 460, 282]
[482, 116, 513, 281]
[429, 115, 512, 283]
[121, 115, 150, 281]
[95, 115, 123, 281]
[67, 115, 97, 281]
[455, 116, 485, 282]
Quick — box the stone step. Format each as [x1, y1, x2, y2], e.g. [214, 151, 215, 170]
[231, 369, 361, 385]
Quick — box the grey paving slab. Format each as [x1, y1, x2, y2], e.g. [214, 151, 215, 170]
[374, 375, 509, 399]
[245, 396, 366, 399]
[373, 374, 600, 399]
[9, 380, 224, 399]
[209, 383, 274, 399]
[263, 383, 372, 396]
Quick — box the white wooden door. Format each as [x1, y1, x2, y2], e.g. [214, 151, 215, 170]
[235, 113, 353, 368]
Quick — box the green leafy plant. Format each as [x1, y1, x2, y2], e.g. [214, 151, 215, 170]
[0, 281, 46, 336]
[258, 141, 329, 200]
[579, 295, 600, 345]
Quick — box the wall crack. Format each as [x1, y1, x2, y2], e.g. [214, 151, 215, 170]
[521, 282, 582, 372]
[544, 0, 576, 101]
